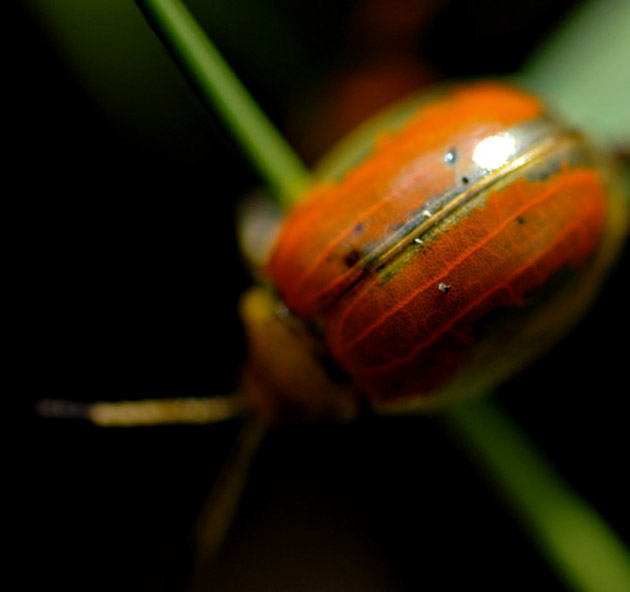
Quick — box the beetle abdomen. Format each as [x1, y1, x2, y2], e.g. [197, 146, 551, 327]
[269, 83, 544, 317]
[266, 82, 626, 408]
[326, 164, 606, 402]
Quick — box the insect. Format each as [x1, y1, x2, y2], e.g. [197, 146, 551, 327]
[244, 81, 628, 424]
[23, 1, 628, 592]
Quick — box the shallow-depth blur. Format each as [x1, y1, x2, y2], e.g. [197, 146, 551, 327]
[17, 1, 628, 591]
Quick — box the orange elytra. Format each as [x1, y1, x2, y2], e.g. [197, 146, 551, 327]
[241, 81, 628, 421]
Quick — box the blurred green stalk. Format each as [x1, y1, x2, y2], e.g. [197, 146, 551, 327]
[134, 0, 310, 207]
[134, 1, 630, 590]
[448, 398, 630, 592]
[522, 0, 630, 150]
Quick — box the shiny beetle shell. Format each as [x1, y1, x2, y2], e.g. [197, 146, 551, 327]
[265, 82, 628, 411]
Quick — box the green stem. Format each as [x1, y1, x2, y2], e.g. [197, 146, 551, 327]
[134, 0, 310, 207]
[134, 3, 630, 590]
[448, 398, 630, 592]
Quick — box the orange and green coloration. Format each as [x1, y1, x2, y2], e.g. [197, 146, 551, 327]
[243, 82, 628, 418]
[35, 2, 630, 590]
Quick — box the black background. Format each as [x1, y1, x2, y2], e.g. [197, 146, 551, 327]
[14, 1, 628, 591]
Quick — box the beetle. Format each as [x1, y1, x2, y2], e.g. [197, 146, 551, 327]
[240, 81, 628, 424]
[22, 1, 628, 592]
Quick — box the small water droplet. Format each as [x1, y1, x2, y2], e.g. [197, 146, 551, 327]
[444, 149, 456, 165]
[438, 282, 451, 293]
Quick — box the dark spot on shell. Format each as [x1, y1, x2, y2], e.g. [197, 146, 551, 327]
[461, 176, 469, 185]
[343, 249, 361, 267]
[354, 223, 364, 234]
[391, 378, 403, 395]
[517, 216, 526, 225]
